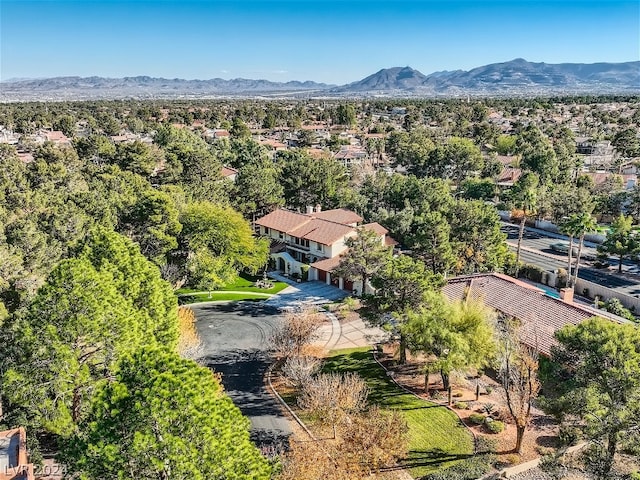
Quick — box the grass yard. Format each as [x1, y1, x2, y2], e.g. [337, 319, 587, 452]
[177, 273, 288, 296]
[177, 291, 269, 304]
[324, 347, 475, 478]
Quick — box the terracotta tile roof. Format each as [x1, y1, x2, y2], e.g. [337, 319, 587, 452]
[221, 166, 238, 178]
[497, 155, 516, 166]
[362, 222, 388, 236]
[497, 167, 522, 184]
[45, 130, 68, 141]
[290, 218, 355, 245]
[255, 209, 310, 233]
[442, 273, 606, 357]
[584, 172, 637, 187]
[306, 148, 327, 158]
[385, 236, 399, 247]
[310, 255, 343, 272]
[312, 208, 363, 225]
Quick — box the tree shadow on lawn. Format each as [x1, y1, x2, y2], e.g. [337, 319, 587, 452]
[398, 448, 475, 469]
[195, 300, 281, 318]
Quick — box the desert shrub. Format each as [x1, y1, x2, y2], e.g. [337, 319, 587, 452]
[536, 446, 556, 456]
[281, 356, 322, 389]
[476, 436, 497, 454]
[300, 264, 309, 281]
[177, 306, 202, 359]
[486, 420, 505, 434]
[520, 264, 545, 283]
[556, 268, 568, 288]
[483, 403, 496, 416]
[504, 453, 521, 465]
[469, 413, 486, 425]
[298, 372, 368, 429]
[341, 296, 357, 311]
[601, 297, 636, 322]
[454, 401, 468, 410]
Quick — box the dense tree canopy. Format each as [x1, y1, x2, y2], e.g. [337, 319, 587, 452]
[64, 347, 271, 480]
[550, 318, 640, 477]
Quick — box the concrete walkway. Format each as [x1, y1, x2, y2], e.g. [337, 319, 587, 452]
[263, 272, 388, 351]
[314, 315, 388, 351]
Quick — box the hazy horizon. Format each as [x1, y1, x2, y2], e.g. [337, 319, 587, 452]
[1, 0, 638, 84]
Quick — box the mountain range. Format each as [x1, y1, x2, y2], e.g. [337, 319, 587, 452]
[1, 59, 638, 101]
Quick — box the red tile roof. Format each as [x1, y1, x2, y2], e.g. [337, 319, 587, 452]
[221, 166, 238, 178]
[497, 167, 522, 184]
[290, 218, 355, 245]
[256, 209, 310, 233]
[362, 222, 388, 236]
[442, 273, 609, 357]
[255, 208, 362, 246]
[310, 255, 343, 272]
[313, 208, 363, 225]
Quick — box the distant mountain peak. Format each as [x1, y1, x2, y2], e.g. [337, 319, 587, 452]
[1, 59, 638, 101]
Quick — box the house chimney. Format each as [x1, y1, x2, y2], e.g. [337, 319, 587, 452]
[315, 204, 322, 213]
[306, 205, 314, 215]
[559, 287, 574, 304]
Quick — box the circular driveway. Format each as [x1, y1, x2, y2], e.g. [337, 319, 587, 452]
[192, 301, 292, 452]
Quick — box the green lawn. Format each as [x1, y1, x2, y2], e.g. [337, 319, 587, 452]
[323, 347, 475, 478]
[177, 273, 288, 296]
[177, 292, 269, 304]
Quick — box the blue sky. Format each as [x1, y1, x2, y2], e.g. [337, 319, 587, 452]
[1, 0, 638, 84]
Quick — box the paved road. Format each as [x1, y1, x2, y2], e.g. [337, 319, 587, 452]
[503, 224, 640, 297]
[502, 223, 640, 274]
[192, 301, 291, 451]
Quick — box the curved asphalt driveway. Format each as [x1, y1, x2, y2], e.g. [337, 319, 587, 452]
[192, 301, 291, 452]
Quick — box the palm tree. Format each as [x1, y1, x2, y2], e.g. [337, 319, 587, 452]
[512, 173, 539, 278]
[558, 216, 580, 286]
[572, 213, 598, 287]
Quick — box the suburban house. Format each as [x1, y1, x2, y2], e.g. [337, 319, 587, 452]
[443, 273, 625, 357]
[220, 166, 239, 182]
[0, 428, 34, 480]
[255, 207, 395, 294]
[333, 146, 368, 168]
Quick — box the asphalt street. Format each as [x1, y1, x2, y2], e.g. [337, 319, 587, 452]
[502, 224, 640, 298]
[192, 301, 292, 451]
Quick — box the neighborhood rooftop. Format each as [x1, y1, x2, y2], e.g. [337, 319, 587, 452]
[443, 273, 623, 357]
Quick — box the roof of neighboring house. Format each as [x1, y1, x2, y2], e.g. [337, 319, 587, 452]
[313, 208, 363, 225]
[221, 166, 239, 178]
[306, 148, 327, 158]
[0, 428, 34, 480]
[362, 222, 388, 236]
[259, 139, 287, 149]
[584, 172, 637, 187]
[496, 155, 516, 166]
[44, 130, 69, 142]
[442, 273, 609, 356]
[497, 167, 522, 185]
[385, 236, 399, 247]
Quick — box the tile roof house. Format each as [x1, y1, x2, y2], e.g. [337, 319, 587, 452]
[0, 428, 34, 480]
[255, 207, 393, 293]
[220, 166, 239, 182]
[442, 273, 623, 357]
